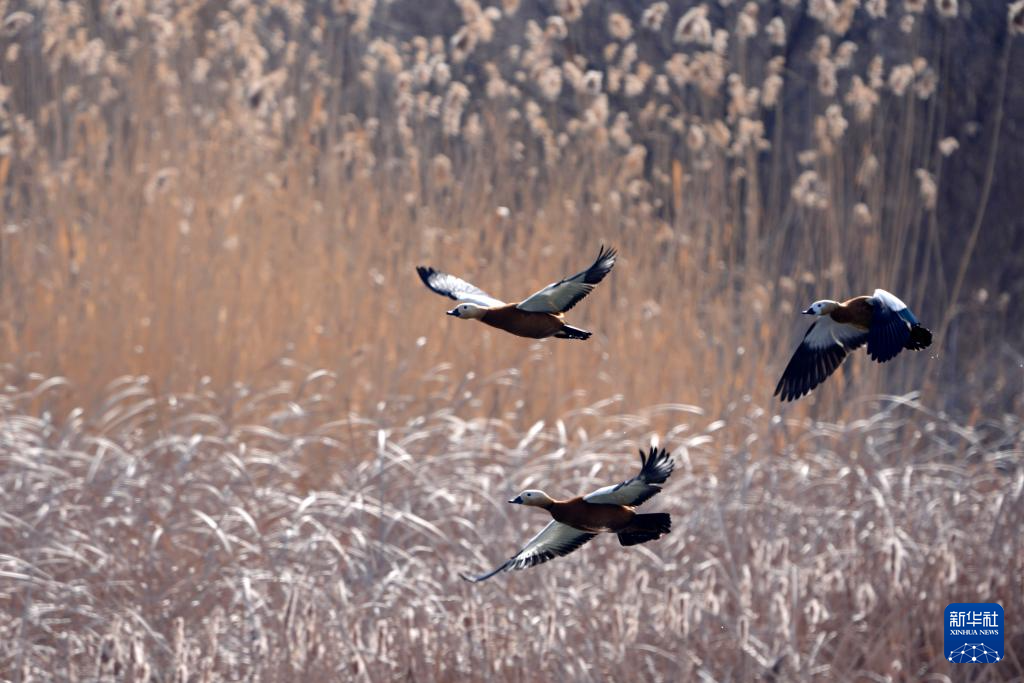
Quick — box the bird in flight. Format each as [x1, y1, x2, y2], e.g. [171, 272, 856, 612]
[416, 245, 616, 340]
[775, 288, 933, 402]
[461, 446, 674, 582]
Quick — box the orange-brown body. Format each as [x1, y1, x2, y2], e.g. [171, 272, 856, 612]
[829, 296, 874, 328]
[543, 497, 637, 533]
[481, 305, 567, 339]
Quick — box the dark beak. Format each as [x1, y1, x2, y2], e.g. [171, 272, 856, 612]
[801, 307, 814, 315]
[446, 309, 458, 317]
[508, 495, 523, 504]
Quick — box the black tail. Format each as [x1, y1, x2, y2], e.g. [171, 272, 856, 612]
[555, 325, 592, 340]
[618, 513, 672, 546]
[905, 324, 933, 351]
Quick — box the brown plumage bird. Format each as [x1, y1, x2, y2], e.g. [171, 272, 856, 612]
[416, 246, 616, 340]
[775, 288, 933, 402]
[461, 446, 674, 582]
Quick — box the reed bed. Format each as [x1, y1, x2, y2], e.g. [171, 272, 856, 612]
[1, 367, 1022, 681]
[1, 0, 1021, 422]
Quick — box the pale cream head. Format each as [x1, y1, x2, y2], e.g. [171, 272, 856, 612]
[508, 490, 555, 507]
[803, 299, 840, 316]
[446, 303, 488, 319]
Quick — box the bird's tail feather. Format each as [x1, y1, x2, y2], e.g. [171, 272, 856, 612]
[906, 324, 933, 350]
[617, 513, 671, 546]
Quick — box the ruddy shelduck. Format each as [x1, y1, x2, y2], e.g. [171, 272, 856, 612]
[461, 446, 674, 582]
[416, 246, 616, 340]
[775, 288, 933, 402]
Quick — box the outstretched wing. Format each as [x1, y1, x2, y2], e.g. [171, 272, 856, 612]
[867, 289, 918, 363]
[460, 521, 596, 583]
[583, 446, 674, 507]
[416, 266, 505, 307]
[516, 245, 617, 313]
[774, 317, 868, 402]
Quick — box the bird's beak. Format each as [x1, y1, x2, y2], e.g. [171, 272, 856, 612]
[508, 495, 523, 504]
[801, 307, 814, 315]
[446, 309, 459, 317]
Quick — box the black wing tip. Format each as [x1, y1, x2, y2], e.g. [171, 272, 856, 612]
[416, 265, 437, 284]
[775, 339, 849, 402]
[584, 244, 617, 283]
[774, 376, 811, 402]
[638, 445, 674, 483]
[773, 380, 790, 401]
[415, 265, 462, 301]
[777, 388, 808, 402]
[460, 561, 511, 583]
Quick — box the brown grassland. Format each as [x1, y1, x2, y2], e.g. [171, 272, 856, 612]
[2, 0, 1024, 680]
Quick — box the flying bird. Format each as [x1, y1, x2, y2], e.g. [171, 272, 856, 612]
[461, 446, 674, 583]
[416, 245, 616, 340]
[774, 288, 933, 402]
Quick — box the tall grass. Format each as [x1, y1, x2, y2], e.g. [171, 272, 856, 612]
[1, 0, 1020, 421]
[1, 0, 1023, 680]
[1, 370, 1022, 680]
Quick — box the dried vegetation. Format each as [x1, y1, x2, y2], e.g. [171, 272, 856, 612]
[2, 371, 1023, 680]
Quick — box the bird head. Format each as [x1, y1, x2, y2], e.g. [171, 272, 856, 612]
[802, 299, 840, 316]
[508, 490, 554, 507]
[446, 303, 487, 319]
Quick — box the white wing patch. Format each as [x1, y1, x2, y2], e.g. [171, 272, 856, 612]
[416, 267, 505, 308]
[516, 246, 616, 314]
[582, 484, 619, 503]
[871, 288, 908, 313]
[867, 290, 918, 362]
[583, 447, 674, 507]
[460, 521, 596, 582]
[774, 316, 869, 401]
[510, 521, 594, 567]
[518, 281, 594, 313]
[584, 483, 639, 505]
[803, 316, 869, 351]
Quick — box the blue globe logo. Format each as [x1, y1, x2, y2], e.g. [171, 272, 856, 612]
[948, 642, 1001, 663]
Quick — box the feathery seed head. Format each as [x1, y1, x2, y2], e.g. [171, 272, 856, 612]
[608, 13, 633, 41]
[766, 17, 786, 46]
[674, 6, 712, 45]
[641, 2, 669, 31]
[935, 0, 957, 18]
[853, 202, 873, 227]
[888, 64, 915, 96]
[856, 152, 880, 187]
[915, 168, 937, 210]
[866, 0, 888, 17]
[845, 76, 879, 121]
[555, 0, 586, 22]
[1011, 1, 1024, 35]
[735, 3, 759, 41]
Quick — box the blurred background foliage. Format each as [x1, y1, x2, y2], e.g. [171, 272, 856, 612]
[1, 0, 1022, 423]
[1, 1, 1024, 680]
